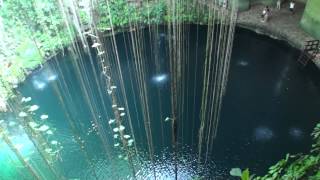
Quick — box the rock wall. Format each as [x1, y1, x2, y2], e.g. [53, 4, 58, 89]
[250, 0, 275, 6]
[236, 0, 249, 11]
[237, 0, 307, 11]
[237, 0, 275, 11]
[300, 0, 320, 39]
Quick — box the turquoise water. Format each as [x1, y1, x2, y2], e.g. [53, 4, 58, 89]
[1, 25, 320, 179]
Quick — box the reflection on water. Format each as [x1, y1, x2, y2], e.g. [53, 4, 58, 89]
[152, 73, 169, 85]
[253, 126, 274, 142]
[135, 148, 218, 180]
[31, 79, 46, 90]
[289, 127, 304, 140]
[237, 60, 249, 67]
[31, 68, 58, 90]
[0, 114, 35, 158]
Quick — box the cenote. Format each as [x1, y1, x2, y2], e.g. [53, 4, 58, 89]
[1, 24, 319, 180]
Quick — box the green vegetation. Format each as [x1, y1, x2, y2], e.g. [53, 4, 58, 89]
[300, 0, 320, 39]
[255, 123, 320, 180]
[96, 0, 209, 30]
[0, 0, 74, 103]
[0, 0, 219, 104]
[97, 0, 167, 30]
[230, 168, 253, 180]
[232, 122, 320, 180]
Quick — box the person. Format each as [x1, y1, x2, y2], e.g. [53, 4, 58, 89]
[289, 1, 295, 14]
[276, 0, 281, 10]
[261, 6, 270, 22]
[265, 6, 271, 21]
[261, 6, 267, 21]
[222, 0, 227, 9]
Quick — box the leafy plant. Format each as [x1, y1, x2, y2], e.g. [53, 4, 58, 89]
[233, 122, 320, 180]
[0, 0, 217, 103]
[0, 0, 73, 100]
[230, 168, 254, 180]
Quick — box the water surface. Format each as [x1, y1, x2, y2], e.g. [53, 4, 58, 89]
[4, 26, 320, 179]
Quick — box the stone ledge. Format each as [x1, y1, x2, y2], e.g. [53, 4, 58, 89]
[237, 2, 320, 68]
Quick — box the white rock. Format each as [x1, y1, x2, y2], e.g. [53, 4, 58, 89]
[108, 119, 115, 124]
[28, 105, 39, 112]
[19, 112, 28, 117]
[128, 139, 134, 144]
[98, 51, 105, 55]
[119, 125, 125, 131]
[51, 140, 58, 145]
[28, 122, 39, 128]
[91, 43, 101, 48]
[112, 104, 117, 108]
[45, 148, 52, 153]
[21, 97, 32, 103]
[37, 125, 49, 132]
[120, 113, 126, 117]
[118, 107, 125, 111]
[40, 114, 48, 120]
[113, 127, 119, 132]
[114, 143, 120, 147]
[123, 135, 130, 139]
[113, 134, 119, 138]
[46, 130, 53, 135]
[110, 86, 117, 89]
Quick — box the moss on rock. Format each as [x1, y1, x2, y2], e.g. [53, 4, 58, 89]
[237, 0, 250, 11]
[300, 0, 320, 39]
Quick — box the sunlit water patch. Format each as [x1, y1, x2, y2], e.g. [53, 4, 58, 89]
[152, 74, 169, 84]
[253, 126, 274, 142]
[289, 127, 304, 140]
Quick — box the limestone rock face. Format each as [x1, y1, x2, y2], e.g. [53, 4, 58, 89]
[237, 0, 307, 12]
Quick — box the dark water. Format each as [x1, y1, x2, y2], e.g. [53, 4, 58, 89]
[14, 26, 320, 179]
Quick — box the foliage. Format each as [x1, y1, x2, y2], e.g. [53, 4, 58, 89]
[97, 0, 167, 30]
[96, 0, 211, 30]
[0, 0, 71, 55]
[140, 1, 166, 24]
[0, 0, 218, 104]
[230, 168, 254, 180]
[254, 123, 320, 180]
[233, 123, 320, 180]
[0, 0, 73, 101]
